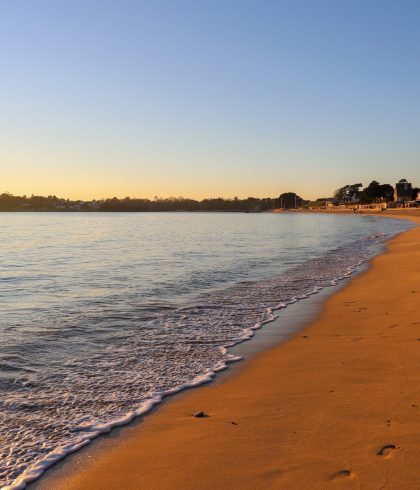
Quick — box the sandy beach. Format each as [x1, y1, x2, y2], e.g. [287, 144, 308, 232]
[32, 211, 420, 490]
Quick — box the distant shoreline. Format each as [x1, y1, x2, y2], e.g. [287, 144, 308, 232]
[2, 207, 418, 215]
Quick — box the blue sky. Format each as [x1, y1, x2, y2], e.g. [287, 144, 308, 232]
[1, 0, 419, 199]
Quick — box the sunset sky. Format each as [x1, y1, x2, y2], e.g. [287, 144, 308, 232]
[1, 0, 419, 200]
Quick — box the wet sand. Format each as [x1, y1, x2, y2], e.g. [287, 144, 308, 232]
[33, 211, 420, 489]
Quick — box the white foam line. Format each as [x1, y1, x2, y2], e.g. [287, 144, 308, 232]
[5, 353, 242, 490]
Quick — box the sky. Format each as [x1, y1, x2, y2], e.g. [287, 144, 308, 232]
[1, 0, 419, 200]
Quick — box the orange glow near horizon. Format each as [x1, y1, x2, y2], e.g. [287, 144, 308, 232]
[1, 169, 343, 202]
[4, 158, 417, 203]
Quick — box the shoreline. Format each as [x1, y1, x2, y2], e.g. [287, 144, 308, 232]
[26, 273, 347, 490]
[25, 262, 369, 488]
[29, 211, 420, 489]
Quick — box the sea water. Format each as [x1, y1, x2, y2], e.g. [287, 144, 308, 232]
[0, 212, 413, 489]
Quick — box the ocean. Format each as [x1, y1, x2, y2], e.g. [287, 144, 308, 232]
[0, 212, 412, 489]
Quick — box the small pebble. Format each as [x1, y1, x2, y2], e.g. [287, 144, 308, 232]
[193, 411, 208, 418]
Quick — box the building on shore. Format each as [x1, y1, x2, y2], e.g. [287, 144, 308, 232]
[394, 179, 412, 202]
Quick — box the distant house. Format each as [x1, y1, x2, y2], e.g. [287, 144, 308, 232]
[342, 193, 359, 204]
[342, 183, 362, 204]
[89, 200, 102, 210]
[394, 179, 412, 202]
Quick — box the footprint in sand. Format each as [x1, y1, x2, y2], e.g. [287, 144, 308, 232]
[377, 445, 398, 458]
[330, 469, 354, 480]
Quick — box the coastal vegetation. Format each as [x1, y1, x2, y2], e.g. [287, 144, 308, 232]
[1, 179, 418, 212]
[0, 193, 277, 212]
[333, 180, 419, 204]
[333, 181, 394, 203]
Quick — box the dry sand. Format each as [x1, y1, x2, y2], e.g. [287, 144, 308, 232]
[34, 212, 420, 490]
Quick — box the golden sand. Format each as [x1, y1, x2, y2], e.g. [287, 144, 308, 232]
[34, 211, 420, 490]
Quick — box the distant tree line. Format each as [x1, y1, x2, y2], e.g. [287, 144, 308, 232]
[0, 193, 278, 212]
[2, 180, 417, 212]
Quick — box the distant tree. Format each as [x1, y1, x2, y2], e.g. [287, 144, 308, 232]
[333, 187, 346, 202]
[359, 181, 394, 203]
[278, 192, 303, 209]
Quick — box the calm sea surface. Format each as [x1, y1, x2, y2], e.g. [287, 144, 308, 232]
[0, 212, 412, 489]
